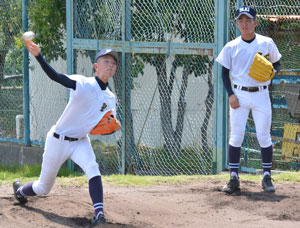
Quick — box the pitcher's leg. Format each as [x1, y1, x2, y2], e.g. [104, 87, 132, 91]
[252, 91, 275, 192]
[70, 137, 105, 224]
[252, 92, 273, 174]
[228, 106, 250, 175]
[15, 131, 70, 200]
[223, 106, 249, 193]
[14, 131, 69, 202]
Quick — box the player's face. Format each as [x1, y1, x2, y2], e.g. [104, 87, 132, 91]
[94, 54, 117, 81]
[236, 15, 258, 40]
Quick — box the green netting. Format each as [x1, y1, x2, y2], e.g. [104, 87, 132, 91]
[0, 0, 23, 140]
[73, 0, 215, 175]
[1, 0, 300, 174]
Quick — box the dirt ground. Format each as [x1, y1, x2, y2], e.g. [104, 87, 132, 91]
[1, 178, 300, 228]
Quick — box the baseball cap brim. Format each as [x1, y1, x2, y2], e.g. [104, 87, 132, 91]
[236, 12, 254, 20]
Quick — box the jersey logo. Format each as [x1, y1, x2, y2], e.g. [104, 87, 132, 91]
[100, 103, 107, 112]
[264, 53, 270, 60]
[258, 52, 270, 61]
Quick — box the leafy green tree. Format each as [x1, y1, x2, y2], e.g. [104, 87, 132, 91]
[28, 0, 66, 62]
[131, 0, 215, 155]
[1, 0, 66, 84]
[0, 0, 22, 83]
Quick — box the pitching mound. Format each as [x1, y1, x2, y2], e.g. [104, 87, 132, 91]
[1, 178, 300, 228]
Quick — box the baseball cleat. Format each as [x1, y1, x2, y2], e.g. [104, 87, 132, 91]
[91, 214, 106, 226]
[262, 175, 275, 193]
[222, 175, 240, 194]
[13, 181, 28, 203]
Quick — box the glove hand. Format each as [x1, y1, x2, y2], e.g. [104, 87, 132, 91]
[90, 110, 121, 135]
[248, 52, 275, 82]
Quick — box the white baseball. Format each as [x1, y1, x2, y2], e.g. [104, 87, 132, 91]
[23, 31, 35, 41]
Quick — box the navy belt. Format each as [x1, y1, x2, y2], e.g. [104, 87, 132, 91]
[234, 84, 268, 92]
[53, 132, 78, 141]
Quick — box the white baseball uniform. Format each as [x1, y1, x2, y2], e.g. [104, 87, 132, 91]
[216, 33, 281, 148]
[32, 75, 116, 195]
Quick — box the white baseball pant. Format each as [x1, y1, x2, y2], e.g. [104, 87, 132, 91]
[229, 87, 272, 148]
[32, 126, 100, 195]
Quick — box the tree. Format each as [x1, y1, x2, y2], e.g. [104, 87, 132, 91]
[131, 0, 215, 155]
[0, 0, 66, 85]
[0, 0, 22, 83]
[12, 0, 215, 165]
[28, 0, 66, 62]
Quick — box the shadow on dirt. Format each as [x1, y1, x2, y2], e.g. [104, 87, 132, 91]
[227, 190, 289, 202]
[21, 204, 138, 228]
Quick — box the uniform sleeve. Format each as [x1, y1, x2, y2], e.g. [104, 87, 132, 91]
[222, 67, 234, 96]
[36, 54, 76, 90]
[268, 39, 282, 63]
[215, 45, 232, 70]
[273, 60, 281, 74]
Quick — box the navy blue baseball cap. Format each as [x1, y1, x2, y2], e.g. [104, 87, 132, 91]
[236, 6, 256, 19]
[95, 48, 118, 62]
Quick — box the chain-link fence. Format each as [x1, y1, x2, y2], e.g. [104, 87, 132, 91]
[1, 0, 300, 174]
[0, 0, 23, 141]
[231, 0, 300, 171]
[73, 0, 216, 175]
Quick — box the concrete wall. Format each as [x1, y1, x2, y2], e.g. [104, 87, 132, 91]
[0, 142, 43, 167]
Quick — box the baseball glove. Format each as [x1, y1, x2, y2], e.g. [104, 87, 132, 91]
[90, 110, 119, 135]
[248, 52, 275, 82]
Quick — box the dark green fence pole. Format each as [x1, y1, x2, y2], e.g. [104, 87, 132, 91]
[121, 0, 126, 174]
[66, 0, 74, 171]
[213, 0, 230, 174]
[121, 0, 133, 174]
[124, 0, 134, 174]
[22, 0, 31, 146]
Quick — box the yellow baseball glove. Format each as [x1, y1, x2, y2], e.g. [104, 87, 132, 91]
[248, 52, 275, 82]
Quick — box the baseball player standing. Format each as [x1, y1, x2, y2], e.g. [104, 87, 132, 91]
[216, 6, 281, 193]
[13, 40, 121, 226]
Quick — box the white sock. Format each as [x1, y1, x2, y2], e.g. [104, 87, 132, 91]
[230, 172, 238, 178]
[263, 171, 271, 177]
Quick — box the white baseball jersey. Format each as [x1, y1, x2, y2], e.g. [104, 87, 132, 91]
[216, 33, 281, 86]
[215, 34, 282, 148]
[54, 75, 116, 138]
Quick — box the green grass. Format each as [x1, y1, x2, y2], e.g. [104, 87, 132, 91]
[0, 164, 82, 185]
[102, 174, 207, 186]
[1, 165, 300, 187]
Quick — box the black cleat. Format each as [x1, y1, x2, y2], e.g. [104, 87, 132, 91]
[262, 175, 275, 193]
[222, 175, 240, 194]
[13, 181, 28, 203]
[92, 214, 106, 226]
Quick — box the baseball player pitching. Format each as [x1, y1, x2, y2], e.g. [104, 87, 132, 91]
[216, 6, 281, 193]
[13, 38, 121, 226]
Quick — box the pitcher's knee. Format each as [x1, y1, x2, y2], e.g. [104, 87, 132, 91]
[257, 133, 272, 148]
[229, 134, 244, 147]
[85, 163, 101, 180]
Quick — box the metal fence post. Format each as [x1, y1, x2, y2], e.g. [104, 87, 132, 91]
[22, 0, 31, 146]
[66, 0, 74, 171]
[213, 0, 230, 174]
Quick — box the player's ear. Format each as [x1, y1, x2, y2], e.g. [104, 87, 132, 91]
[93, 63, 98, 71]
